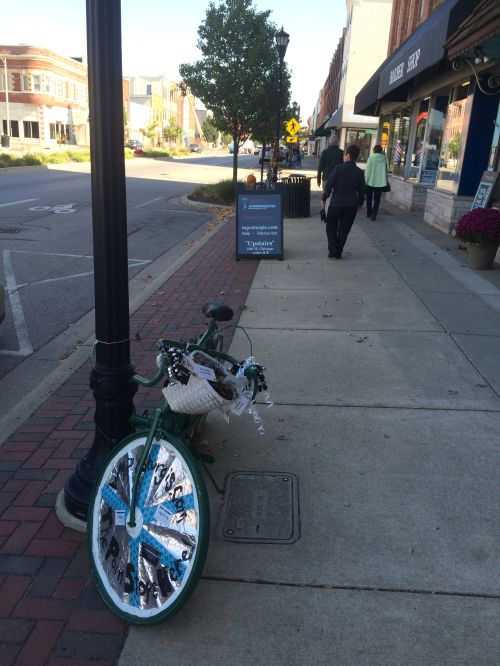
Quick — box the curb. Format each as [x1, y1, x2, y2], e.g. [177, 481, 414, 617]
[0, 202, 233, 446]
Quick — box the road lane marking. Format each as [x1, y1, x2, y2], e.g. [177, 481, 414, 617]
[134, 197, 163, 208]
[13, 260, 151, 289]
[1, 250, 33, 357]
[0, 198, 38, 208]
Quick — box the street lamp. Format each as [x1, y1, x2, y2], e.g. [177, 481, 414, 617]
[0, 56, 10, 145]
[273, 27, 290, 183]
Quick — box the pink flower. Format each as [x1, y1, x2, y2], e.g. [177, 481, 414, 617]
[455, 208, 500, 245]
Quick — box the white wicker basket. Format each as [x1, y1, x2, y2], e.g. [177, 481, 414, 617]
[161, 350, 248, 415]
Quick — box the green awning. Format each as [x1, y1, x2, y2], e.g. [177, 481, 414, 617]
[313, 121, 331, 138]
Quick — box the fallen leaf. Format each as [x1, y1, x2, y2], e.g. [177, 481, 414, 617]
[448, 389, 459, 395]
[219, 290, 225, 295]
[275, 435, 288, 441]
[238, 305, 248, 311]
[383, 433, 390, 439]
[356, 336, 368, 343]
[354, 299, 364, 305]
[322, 313, 332, 318]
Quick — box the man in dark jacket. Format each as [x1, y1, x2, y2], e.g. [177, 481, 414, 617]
[320, 144, 365, 259]
[317, 135, 344, 188]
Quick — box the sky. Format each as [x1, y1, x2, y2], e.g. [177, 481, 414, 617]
[0, 0, 346, 121]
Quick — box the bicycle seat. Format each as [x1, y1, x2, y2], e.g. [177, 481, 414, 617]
[202, 302, 234, 322]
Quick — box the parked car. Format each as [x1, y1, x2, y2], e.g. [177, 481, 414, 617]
[0, 281, 5, 325]
[258, 146, 286, 164]
[189, 143, 202, 153]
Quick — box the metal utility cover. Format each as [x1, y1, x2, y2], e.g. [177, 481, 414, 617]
[220, 472, 300, 544]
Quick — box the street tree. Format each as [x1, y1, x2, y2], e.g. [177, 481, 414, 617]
[201, 117, 219, 144]
[163, 117, 183, 145]
[179, 0, 291, 185]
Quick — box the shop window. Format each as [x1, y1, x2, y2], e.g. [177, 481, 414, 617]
[436, 82, 470, 192]
[487, 102, 500, 171]
[2, 120, 20, 137]
[409, 98, 429, 181]
[23, 121, 40, 139]
[419, 94, 448, 185]
[345, 128, 372, 162]
[388, 107, 411, 176]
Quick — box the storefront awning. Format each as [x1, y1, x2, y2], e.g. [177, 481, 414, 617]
[353, 62, 385, 116]
[377, 0, 472, 98]
[445, 0, 500, 60]
[325, 106, 342, 129]
[313, 120, 331, 137]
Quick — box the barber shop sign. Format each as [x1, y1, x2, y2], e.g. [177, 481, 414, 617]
[389, 48, 421, 86]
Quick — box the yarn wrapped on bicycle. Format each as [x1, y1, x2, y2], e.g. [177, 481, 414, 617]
[158, 346, 267, 416]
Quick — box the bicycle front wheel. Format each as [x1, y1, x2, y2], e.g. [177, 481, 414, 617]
[88, 432, 209, 624]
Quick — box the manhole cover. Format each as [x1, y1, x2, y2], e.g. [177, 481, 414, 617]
[220, 472, 300, 544]
[0, 226, 21, 234]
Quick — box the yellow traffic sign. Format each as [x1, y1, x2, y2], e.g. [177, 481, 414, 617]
[286, 136, 298, 143]
[286, 117, 300, 135]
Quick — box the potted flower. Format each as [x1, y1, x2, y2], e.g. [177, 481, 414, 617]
[455, 207, 500, 270]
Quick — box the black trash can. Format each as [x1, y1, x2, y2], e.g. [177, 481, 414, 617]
[1, 135, 10, 149]
[282, 174, 311, 218]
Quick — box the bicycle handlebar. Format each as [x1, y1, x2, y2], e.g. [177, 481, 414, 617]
[131, 338, 261, 400]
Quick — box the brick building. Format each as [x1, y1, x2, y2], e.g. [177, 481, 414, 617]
[355, 0, 500, 232]
[0, 45, 89, 147]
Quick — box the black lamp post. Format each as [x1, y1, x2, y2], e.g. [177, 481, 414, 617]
[63, 0, 136, 521]
[273, 26, 290, 183]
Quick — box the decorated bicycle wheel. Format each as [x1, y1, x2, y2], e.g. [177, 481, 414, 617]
[88, 432, 209, 624]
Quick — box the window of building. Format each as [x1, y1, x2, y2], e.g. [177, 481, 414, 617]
[379, 116, 392, 155]
[345, 128, 372, 162]
[45, 76, 52, 93]
[487, 101, 500, 171]
[409, 98, 430, 181]
[56, 79, 62, 97]
[419, 94, 448, 184]
[436, 81, 470, 192]
[387, 107, 411, 176]
[23, 120, 40, 139]
[0, 73, 8, 92]
[146, 84, 152, 95]
[32, 75, 41, 92]
[2, 120, 20, 137]
[22, 75, 30, 91]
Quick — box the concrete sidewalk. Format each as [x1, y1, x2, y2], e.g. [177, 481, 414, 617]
[121, 189, 500, 664]
[0, 166, 499, 664]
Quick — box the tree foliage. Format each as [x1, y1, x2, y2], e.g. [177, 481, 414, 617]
[202, 117, 219, 143]
[179, 0, 292, 183]
[163, 117, 183, 144]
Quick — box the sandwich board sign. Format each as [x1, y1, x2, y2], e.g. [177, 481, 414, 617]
[471, 171, 500, 210]
[236, 183, 283, 260]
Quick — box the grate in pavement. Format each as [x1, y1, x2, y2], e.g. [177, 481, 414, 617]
[219, 471, 300, 543]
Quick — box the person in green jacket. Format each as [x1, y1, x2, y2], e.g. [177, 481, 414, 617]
[317, 135, 344, 188]
[364, 144, 389, 221]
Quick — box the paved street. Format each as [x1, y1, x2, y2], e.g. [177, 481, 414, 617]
[0, 153, 256, 379]
[0, 155, 499, 663]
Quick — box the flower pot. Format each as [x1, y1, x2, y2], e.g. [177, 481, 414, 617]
[464, 242, 499, 270]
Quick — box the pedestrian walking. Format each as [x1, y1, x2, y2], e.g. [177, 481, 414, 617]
[317, 135, 344, 189]
[320, 144, 365, 259]
[364, 144, 390, 221]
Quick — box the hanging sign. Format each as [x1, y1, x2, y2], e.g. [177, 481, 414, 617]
[236, 184, 283, 260]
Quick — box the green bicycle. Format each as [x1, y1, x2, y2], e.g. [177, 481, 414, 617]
[88, 302, 266, 624]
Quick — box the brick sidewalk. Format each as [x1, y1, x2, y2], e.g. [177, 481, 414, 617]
[0, 218, 258, 665]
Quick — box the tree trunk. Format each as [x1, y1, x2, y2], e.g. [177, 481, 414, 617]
[232, 132, 239, 186]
